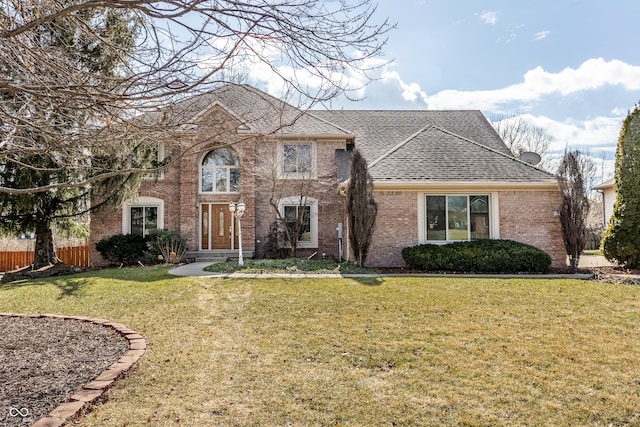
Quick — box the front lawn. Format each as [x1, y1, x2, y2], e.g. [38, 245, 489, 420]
[1, 268, 640, 426]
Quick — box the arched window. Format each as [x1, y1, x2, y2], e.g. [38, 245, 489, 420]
[201, 147, 240, 193]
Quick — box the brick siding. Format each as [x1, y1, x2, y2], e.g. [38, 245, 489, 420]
[366, 191, 420, 267]
[498, 190, 565, 268]
[364, 189, 565, 268]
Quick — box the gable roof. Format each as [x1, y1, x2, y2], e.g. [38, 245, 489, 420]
[167, 84, 353, 138]
[367, 125, 555, 182]
[158, 84, 555, 184]
[313, 109, 556, 184]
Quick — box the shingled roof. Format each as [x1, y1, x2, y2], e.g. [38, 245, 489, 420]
[167, 84, 352, 137]
[313, 109, 556, 184]
[161, 85, 554, 184]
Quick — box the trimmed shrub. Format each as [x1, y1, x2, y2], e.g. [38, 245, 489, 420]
[95, 233, 149, 265]
[402, 239, 552, 273]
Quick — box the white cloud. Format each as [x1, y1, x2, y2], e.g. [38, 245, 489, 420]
[421, 58, 640, 110]
[380, 70, 429, 104]
[197, 35, 388, 107]
[479, 11, 498, 25]
[519, 113, 623, 153]
[198, 43, 635, 160]
[533, 30, 551, 41]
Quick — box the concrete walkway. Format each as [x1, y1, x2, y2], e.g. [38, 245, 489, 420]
[168, 262, 593, 280]
[578, 255, 612, 268]
[168, 262, 225, 277]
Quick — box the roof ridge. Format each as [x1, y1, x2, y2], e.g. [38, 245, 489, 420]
[431, 125, 556, 177]
[369, 124, 434, 168]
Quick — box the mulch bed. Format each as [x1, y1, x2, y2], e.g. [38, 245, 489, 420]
[0, 316, 129, 425]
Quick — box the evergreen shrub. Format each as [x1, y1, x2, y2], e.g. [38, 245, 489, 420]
[95, 233, 149, 265]
[402, 240, 552, 273]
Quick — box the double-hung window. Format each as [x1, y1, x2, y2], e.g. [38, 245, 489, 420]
[425, 195, 490, 241]
[130, 206, 158, 237]
[201, 147, 240, 193]
[123, 196, 164, 237]
[284, 205, 312, 243]
[282, 142, 313, 177]
[278, 196, 318, 247]
[143, 142, 166, 180]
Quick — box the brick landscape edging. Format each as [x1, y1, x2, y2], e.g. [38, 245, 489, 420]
[0, 313, 146, 427]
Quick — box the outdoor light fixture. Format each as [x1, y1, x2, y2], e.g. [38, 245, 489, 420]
[229, 200, 245, 266]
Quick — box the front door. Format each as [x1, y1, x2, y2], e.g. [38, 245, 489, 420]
[201, 204, 232, 250]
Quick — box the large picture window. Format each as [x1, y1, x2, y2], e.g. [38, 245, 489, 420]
[425, 195, 490, 241]
[201, 147, 240, 193]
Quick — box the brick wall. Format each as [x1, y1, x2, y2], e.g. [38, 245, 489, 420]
[498, 189, 565, 268]
[359, 188, 565, 269]
[253, 138, 345, 260]
[90, 104, 348, 264]
[366, 191, 419, 267]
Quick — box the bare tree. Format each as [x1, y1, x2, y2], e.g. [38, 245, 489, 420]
[0, 0, 391, 267]
[347, 149, 377, 267]
[257, 138, 332, 258]
[491, 113, 551, 169]
[1, 0, 391, 194]
[557, 150, 592, 272]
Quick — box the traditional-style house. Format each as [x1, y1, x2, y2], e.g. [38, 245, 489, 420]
[89, 84, 565, 267]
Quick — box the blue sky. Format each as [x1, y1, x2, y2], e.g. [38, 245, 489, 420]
[326, 0, 640, 177]
[200, 0, 640, 178]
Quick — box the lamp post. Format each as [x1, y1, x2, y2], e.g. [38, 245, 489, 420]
[229, 200, 245, 266]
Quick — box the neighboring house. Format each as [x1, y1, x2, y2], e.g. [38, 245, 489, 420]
[593, 178, 615, 227]
[89, 84, 566, 267]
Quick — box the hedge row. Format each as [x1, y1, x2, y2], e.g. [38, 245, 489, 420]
[401, 239, 552, 273]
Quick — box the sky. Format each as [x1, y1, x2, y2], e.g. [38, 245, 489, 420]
[201, 0, 640, 180]
[344, 0, 640, 179]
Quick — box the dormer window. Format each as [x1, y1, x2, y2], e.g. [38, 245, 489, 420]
[201, 147, 240, 193]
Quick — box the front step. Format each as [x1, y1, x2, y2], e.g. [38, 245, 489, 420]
[195, 257, 229, 263]
[186, 250, 254, 263]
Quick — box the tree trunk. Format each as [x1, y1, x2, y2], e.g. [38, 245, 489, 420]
[33, 222, 59, 269]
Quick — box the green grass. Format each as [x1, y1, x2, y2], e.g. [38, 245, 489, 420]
[2, 268, 640, 426]
[204, 258, 375, 274]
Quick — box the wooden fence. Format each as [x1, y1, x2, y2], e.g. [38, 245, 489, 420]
[0, 245, 90, 272]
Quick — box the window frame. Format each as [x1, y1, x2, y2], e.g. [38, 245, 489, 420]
[418, 192, 499, 243]
[122, 196, 164, 236]
[277, 196, 318, 248]
[279, 141, 316, 179]
[200, 147, 241, 194]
